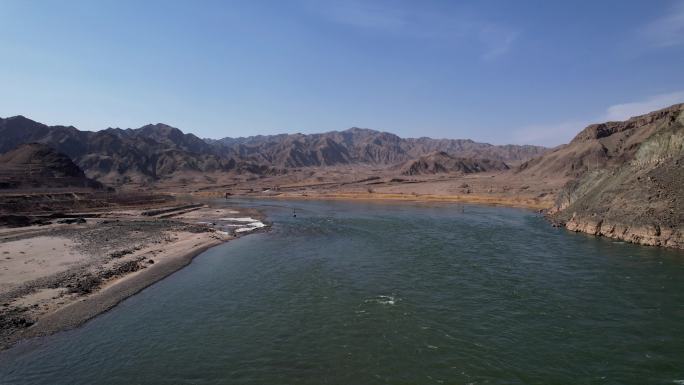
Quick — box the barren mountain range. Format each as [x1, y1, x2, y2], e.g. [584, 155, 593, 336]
[0, 116, 546, 184]
[211, 127, 546, 168]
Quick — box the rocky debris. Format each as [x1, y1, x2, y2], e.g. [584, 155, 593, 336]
[0, 307, 34, 330]
[98, 260, 144, 280]
[55, 219, 209, 256]
[57, 217, 86, 224]
[0, 306, 36, 349]
[109, 248, 134, 259]
[67, 274, 102, 295]
[0, 214, 51, 227]
[185, 224, 215, 233]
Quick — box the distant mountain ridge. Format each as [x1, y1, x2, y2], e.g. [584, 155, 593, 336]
[399, 151, 510, 176]
[0, 116, 547, 184]
[211, 127, 547, 168]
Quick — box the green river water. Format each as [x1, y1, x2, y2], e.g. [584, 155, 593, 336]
[1, 200, 683, 384]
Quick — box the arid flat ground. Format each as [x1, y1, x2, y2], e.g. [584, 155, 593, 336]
[0, 200, 266, 349]
[153, 166, 569, 210]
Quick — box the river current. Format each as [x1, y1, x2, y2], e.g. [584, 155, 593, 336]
[1, 200, 683, 384]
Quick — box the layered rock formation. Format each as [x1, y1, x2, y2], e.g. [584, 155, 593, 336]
[536, 103, 684, 248]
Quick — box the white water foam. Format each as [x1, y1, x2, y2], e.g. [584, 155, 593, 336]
[234, 220, 267, 233]
[365, 295, 399, 305]
[220, 217, 258, 222]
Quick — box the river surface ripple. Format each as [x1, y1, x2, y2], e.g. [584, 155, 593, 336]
[1, 200, 683, 384]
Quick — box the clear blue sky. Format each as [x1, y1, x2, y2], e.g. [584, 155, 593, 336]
[1, 0, 683, 146]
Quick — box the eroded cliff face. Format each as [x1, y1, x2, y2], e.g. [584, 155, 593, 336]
[564, 216, 683, 248]
[546, 104, 684, 249]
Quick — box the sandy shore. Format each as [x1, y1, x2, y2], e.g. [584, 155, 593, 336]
[263, 191, 550, 210]
[0, 203, 267, 350]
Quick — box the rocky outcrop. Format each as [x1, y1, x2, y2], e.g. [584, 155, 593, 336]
[544, 103, 684, 249]
[562, 216, 683, 248]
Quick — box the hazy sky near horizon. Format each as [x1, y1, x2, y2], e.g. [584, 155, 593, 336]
[1, 0, 683, 146]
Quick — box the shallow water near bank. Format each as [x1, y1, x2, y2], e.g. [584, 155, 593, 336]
[1, 199, 683, 384]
